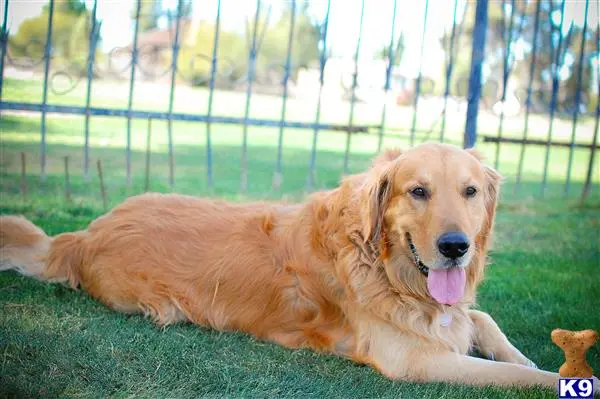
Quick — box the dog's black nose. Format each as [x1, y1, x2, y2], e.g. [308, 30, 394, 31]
[437, 231, 470, 259]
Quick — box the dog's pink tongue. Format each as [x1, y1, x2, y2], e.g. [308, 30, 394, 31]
[427, 268, 466, 305]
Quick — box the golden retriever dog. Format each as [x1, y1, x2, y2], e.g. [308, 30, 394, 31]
[1, 143, 595, 391]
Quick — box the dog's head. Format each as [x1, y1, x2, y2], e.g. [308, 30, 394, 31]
[359, 143, 501, 306]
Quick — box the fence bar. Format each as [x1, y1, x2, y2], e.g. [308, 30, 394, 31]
[126, 0, 142, 186]
[206, 0, 222, 189]
[463, 0, 488, 149]
[439, 0, 460, 143]
[273, 0, 296, 189]
[240, 0, 262, 193]
[166, 2, 183, 189]
[0, 0, 5, 36]
[493, 0, 516, 170]
[493, 0, 527, 167]
[581, 21, 600, 202]
[307, 0, 331, 190]
[0, 0, 9, 105]
[342, 0, 365, 175]
[437, 2, 469, 144]
[377, 0, 397, 153]
[541, 0, 569, 196]
[582, 108, 599, 201]
[0, 101, 371, 132]
[40, 0, 55, 181]
[483, 135, 598, 149]
[564, 0, 590, 196]
[515, 0, 542, 193]
[20, 152, 27, 200]
[64, 156, 71, 203]
[409, 0, 429, 147]
[145, 118, 152, 192]
[97, 159, 107, 211]
[83, 0, 98, 182]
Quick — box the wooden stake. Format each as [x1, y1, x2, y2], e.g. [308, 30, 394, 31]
[20, 152, 27, 200]
[145, 118, 152, 192]
[97, 159, 107, 211]
[64, 156, 71, 204]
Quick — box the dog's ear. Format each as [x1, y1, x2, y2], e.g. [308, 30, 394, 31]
[466, 148, 503, 236]
[358, 148, 403, 243]
[482, 164, 502, 231]
[361, 167, 394, 244]
[371, 148, 403, 168]
[465, 147, 485, 162]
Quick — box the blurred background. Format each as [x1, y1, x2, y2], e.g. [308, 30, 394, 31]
[0, 0, 598, 206]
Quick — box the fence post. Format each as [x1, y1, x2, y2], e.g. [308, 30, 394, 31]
[20, 152, 27, 200]
[0, 0, 9, 106]
[240, 0, 265, 193]
[97, 159, 107, 211]
[581, 20, 600, 202]
[205, 0, 222, 190]
[83, 0, 98, 182]
[307, 0, 331, 191]
[273, 0, 296, 190]
[463, 0, 488, 149]
[40, 0, 55, 180]
[582, 101, 599, 202]
[126, 0, 142, 186]
[342, 0, 365, 175]
[64, 156, 71, 204]
[145, 118, 152, 192]
[167, 2, 183, 190]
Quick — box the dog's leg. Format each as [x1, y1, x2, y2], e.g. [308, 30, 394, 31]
[413, 352, 565, 389]
[469, 309, 536, 367]
[361, 318, 577, 391]
[413, 352, 600, 394]
[367, 334, 564, 390]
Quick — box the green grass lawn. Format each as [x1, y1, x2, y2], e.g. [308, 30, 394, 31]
[1, 198, 599, 398]
[1, 76, 599, 397]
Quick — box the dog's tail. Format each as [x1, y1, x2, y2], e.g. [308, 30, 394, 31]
[1, 216, 85, 287]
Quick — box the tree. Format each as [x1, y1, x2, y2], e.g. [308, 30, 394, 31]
[62, 0, 87, 15]
[131, 0, 193, 32]
[178, 5, 320, 87]
[8, 0, 100, 74]
[377, 32, 405, 66]
[131, 0, 162, 32]
[177, 20, 247, 85]
[259, 6, 320, 76]
[444, 0, 597, 112]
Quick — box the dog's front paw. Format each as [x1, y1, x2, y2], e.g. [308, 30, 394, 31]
[526, 359, 538, 369]
[516, 356, 538, 369]
[497, 347, 538, 369]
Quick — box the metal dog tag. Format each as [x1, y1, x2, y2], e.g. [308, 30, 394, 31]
[440, 312, 452, 327]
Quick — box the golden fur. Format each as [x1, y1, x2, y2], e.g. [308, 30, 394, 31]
[2, 143, 594, 391]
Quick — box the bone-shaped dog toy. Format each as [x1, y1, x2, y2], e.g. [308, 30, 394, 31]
[551, 329, 598, 378]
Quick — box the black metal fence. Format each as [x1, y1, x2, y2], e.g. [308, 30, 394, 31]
[0, 0, 598, 200]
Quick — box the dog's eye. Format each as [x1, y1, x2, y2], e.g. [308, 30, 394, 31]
[465, 186, 477, 198]
[411, 187, 427, 199]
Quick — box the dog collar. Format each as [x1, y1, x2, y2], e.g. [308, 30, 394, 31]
[406, 234, 429, 277]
